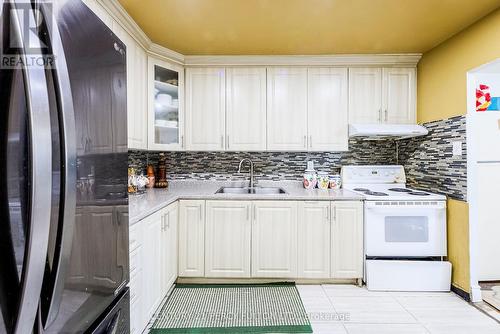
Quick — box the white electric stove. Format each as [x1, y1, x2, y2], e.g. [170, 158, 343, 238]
[342, 165, 452, 292]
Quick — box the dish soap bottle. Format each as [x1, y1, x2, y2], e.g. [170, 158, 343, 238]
[303, 161, 317, 189]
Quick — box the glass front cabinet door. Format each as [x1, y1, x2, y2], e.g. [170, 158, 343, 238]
[148, 57, 184, 150]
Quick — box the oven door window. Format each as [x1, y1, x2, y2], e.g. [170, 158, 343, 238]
[385, 216, 429, 242]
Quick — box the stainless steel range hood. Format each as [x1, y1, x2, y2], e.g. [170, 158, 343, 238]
[349, 124, 428, 140]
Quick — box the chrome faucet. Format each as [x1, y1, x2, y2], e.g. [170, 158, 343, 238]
[238, 158, 255, 188]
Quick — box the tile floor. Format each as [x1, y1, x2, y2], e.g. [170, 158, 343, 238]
[297, 285, 500, 334]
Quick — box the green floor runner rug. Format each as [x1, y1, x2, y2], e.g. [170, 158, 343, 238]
[150, 283, 312, 334]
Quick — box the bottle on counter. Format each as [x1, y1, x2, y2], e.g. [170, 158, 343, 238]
[128, 167, 137, 194]
[146, 164, 155, 189]
[303, 161, 317, 190]
[155, 152, 169, 188]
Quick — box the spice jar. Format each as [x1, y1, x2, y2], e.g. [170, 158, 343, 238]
[317, 171, 330, 190]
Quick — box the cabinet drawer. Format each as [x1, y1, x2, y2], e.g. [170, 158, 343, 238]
[130, 279, 140, 304]
[129, 284, 142, 334]
[129, 223, 141, 252]
[129, 246, 142, 276]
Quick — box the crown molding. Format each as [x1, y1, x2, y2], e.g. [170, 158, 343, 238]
[183, 54, 422, 67]
[97, 0, 420, 67]
[147, 44, 185, 65]
[97, 0, 185, 64]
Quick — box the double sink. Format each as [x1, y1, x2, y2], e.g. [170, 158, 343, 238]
[215, 186, 287, 195]
[217, 159, 287, 195]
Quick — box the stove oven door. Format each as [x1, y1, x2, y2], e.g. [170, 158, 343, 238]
[364, 201, 447, 257]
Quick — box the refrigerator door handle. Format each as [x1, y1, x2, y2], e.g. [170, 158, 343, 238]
[38, 2, 78, 328]
[10, 2, 53, 334]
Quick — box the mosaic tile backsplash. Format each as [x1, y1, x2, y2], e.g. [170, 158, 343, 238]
[129, 115, 467, 200]
[398, 115, 467, 201]
[129, 139, 397, 181]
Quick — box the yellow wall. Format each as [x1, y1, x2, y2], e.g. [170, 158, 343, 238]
[418, 8, 500, 123]
[446, 200, 470, 292]
[417, 8, 500, 292]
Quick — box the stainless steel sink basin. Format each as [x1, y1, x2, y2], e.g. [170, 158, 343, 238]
[215, 187, 287, 195]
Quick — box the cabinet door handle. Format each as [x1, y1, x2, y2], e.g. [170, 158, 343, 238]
[303, 135, 307, 149]
[227, 135, 229, 150]
[385, 109, 388, 122]
[221, 135, 224, 149]
[378, 109, 382, 122]
[253, 205, 256, 221]
[181, 135, 184, 148]
[309, 135, 312, 149]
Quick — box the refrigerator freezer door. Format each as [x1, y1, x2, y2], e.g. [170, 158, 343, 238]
[0, 1, 54, 333]
[89, 289, 130, 334]
[39, 1, 129, 333]
[470, 112, 500, 162]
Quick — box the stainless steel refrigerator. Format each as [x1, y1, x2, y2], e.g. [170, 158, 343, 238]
[0, 0, 129, 333]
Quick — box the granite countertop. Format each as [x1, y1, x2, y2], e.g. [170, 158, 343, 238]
[129, 180, 364, 224]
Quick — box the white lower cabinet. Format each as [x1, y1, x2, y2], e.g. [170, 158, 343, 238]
[298, 201, 331, 279]
[252, 201, 298, 278]
[143, 210, 163, 316]
[130, 199, 363, 332]
[178, 200, 206, 277]
[129, 202, 178, 334]
[205, 201, 252, 277]
[161, 202, 178, 296]
[129, 222, 145, 334]
[331, 201, 364, 279]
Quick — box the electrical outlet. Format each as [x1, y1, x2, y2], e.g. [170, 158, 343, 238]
[452, 141, 462, 157]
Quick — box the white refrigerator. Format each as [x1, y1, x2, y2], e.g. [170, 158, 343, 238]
[469, 104, 500, 281]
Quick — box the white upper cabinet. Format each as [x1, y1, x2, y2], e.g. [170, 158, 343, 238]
[226, 68, 267, 151]
[86, 1, 147, 150]
[127, 45, 148, 150]
[349, 68, 383, 124]
[148, 57, 185, 151]
[307, 68, 348, 151]
[205, 201, 252, 278]
[186, 68, 226, 151]
[383, 68, 416, 124]
[112, 22, 147, 150]
[267, 68, 308, 151]
[349, 67, 416, 125]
